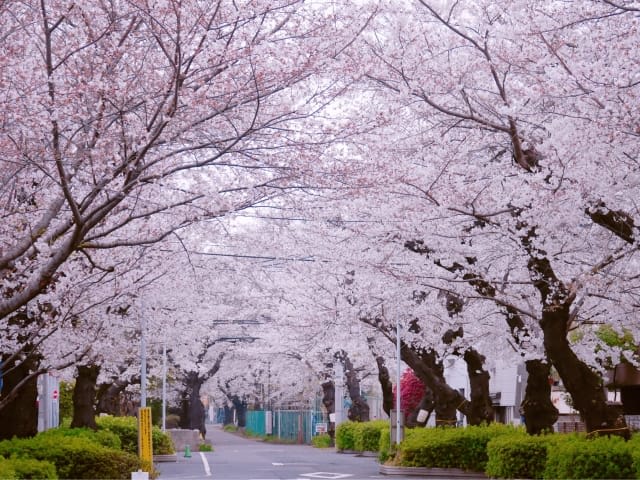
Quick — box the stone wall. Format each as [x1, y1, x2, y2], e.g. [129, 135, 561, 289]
[166, 429, 201, 451]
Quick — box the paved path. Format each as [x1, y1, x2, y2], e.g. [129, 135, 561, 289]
[157, 424, 391, 480]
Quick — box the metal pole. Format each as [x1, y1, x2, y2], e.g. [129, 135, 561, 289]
[140, 300, 147, 408]
[396, 317, 402, 445]
[162, 342, 167, 431]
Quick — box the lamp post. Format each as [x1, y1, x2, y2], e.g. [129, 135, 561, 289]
[396, 317, 402, 445]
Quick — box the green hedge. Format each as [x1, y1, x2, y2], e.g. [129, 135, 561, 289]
[0, 458, 17, 479]
[335, 421, 358, 451]
[544, 434, 635, 479]
[631, 434, 640, 479]
[96, 415, 175, 455]
[398, 423, 518, 472]
[335, 420, 388, 452]
[0, 436, 140, 479]
[486, 432, 556, 479]
[0, 457, 58, 479]
[38, 426, 121, 450]
[354, 420, 388, 452]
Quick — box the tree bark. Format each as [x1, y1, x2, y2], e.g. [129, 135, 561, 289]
[96, 378, 132, 416]
[70, 364, 99, 430]
[520, 359, 558, 434]
[541, 304, 628, 437]
[400, 345, 465, 425]
[179, 371, 206, 437]
[374, 356, 394, 417]
[336, 351, 370, 422]
[406, 388, 435, 427]
[0, 354, 39, 439]
[463, 349, 494, 425]
[321, 379, 336, 442]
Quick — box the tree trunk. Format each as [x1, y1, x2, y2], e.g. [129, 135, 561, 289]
[0, 354, 39, 439]
[321, 380, 336, 442]
[520, 359, 558, 434]
[337, 352, 370, 422]
[406, 388, 435, 427]
[463, 349, 494, 425]
[231, 395, 247, 428]
[179, 371, 206, 437]
[541, 304, 628, 437]
[401, 345, 465, 425]
[70, 364, 99, 430]
[96, 378, 131, 416]
[374, 356, 394, 417]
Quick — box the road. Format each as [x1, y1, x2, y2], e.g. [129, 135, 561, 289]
[156, 424, 410, 480]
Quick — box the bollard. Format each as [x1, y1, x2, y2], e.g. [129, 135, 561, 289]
[184, 444, 192, 458]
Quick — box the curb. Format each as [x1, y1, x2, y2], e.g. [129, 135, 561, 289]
[153, 454, 178, 462]
[379, 465, 487, 478]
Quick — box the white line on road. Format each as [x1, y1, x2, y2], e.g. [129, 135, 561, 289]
[200, 452, 211, 476]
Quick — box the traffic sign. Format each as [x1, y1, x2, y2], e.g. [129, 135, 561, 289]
[52, 389, 58, 400]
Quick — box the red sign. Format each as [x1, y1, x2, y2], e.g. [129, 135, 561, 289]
[52, 390, 58, 400]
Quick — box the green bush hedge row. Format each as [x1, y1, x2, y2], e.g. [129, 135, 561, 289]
[0, 457, 58, 479]
[335, 420, 388, 452]
[96, 415, 175, 455]
[0, 434, 140, 479]
[392, 425, 640, 479]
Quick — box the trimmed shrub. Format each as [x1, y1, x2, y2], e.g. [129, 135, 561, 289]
[311, 434, 332, 448]
[486, 432, 555, 479]
[96, 415, 175, 454]
[0, 435, 140, 479]
[543, 434, 635, 479]
[631, 434, 640, 479]
[0, 458, 17, 479]
[378, 424, 391, 463]
[38, 426, 121, 450]
[4, 457, 58, 479]
[354, 420, 388, 452]
[398, 423, 518, 472]
[335, 421, 358, 451]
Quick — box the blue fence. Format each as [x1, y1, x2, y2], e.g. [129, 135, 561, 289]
[245, 409, 326, 444]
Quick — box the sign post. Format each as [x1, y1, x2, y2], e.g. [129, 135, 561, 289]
[138, 407, 153, 472]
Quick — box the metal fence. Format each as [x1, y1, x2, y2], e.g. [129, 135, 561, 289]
[245, 409, 326, 444]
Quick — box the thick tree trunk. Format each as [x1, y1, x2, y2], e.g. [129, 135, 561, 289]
[337, 352, 370, 422]
[223, 405, 234, 425]
[401, 345, 465, 425]
[96, 378, 130, 416]
[71, 364, 99, 430]
[463, 349, 494, 425]
[0, 354, 39, 439]
[520, 359, 558, 434]
[179, 372, 206, 437]
[231, 395, 247, 428]
[406, 388, 435, 427]
[321, 380, 336, 442]
[374, 356, 394, 417]
[541, 305, 628, 437]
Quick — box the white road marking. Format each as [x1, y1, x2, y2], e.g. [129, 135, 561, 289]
[199, 452, 211, 476]
[300, 473, 353, 479]
[272, 462, 285, 466]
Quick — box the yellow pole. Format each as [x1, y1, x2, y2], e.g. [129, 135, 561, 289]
[138, 407, 153, 472]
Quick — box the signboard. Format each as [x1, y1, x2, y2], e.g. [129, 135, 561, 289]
[315, 422, 328, 434]
[138, 407, 153, 470]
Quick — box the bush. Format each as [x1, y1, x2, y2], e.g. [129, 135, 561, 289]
[38, 426, 122, 450]
[0, 435, 140, 479]
[311, 434, 332, 448]
[630, 434, 640, 478]
[198, 443, 213, 452]
[3, 457, 58, 479]
[485, 432, 555, 479]
[0, 458, 17, 479]
[354, 420, 388, 452]
[398, 423, 518, 472]
[335, 421, 358, 451]
[223, 424, 238, 432]
[378, 424, 391, 463]
[96, 415, 175, 454]
[543, 434, 635, 479]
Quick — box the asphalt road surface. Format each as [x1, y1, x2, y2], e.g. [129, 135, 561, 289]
[156, 424, 408, 480]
